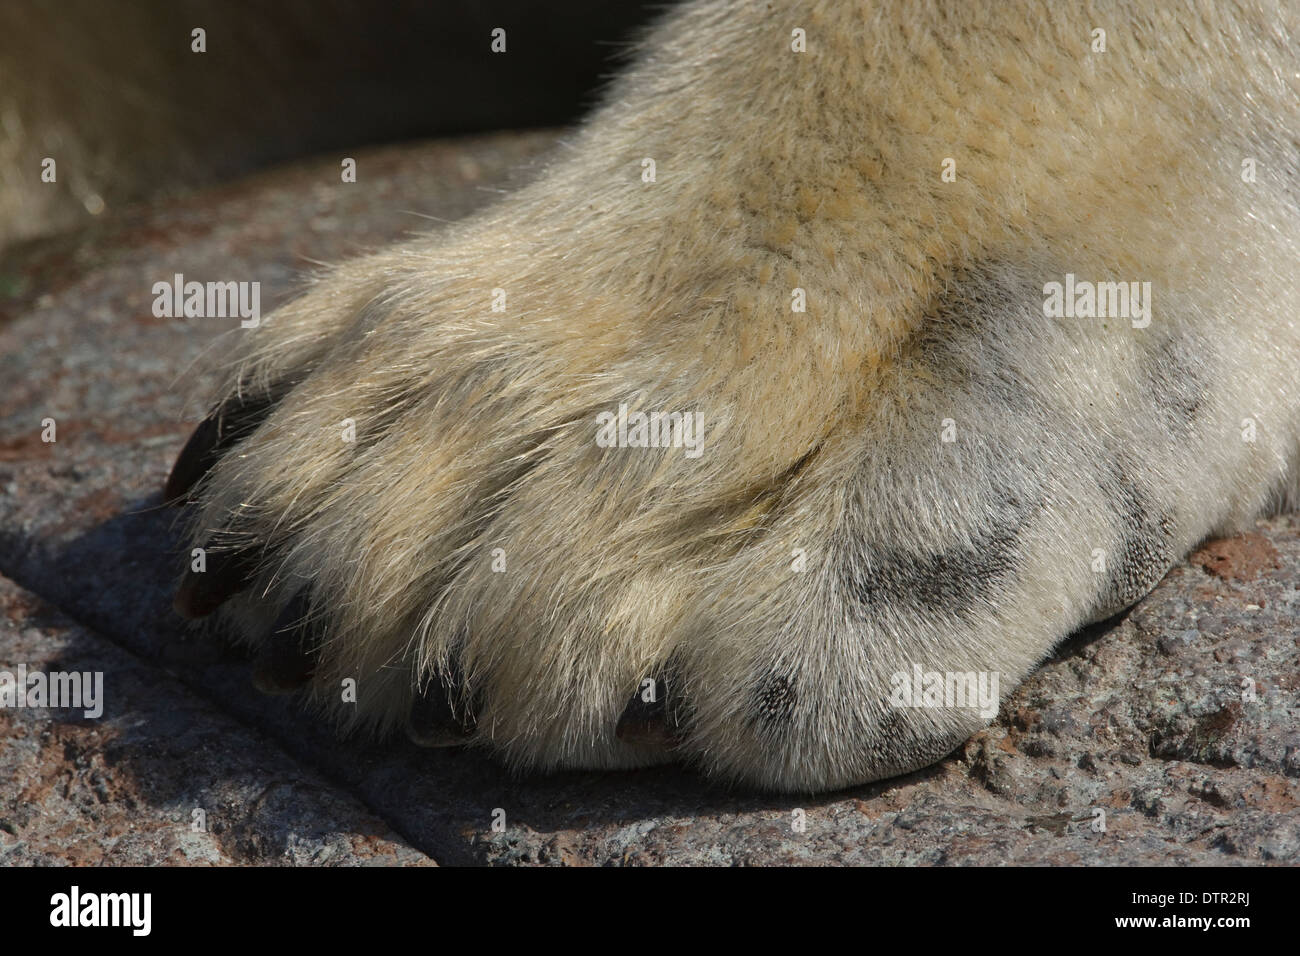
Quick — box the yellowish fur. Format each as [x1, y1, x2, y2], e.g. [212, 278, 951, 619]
[182, 0, 1298, 791]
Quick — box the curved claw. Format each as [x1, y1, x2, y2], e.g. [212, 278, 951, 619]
[615, 675, 683, 747]
[164, 392, 277, 504]
[173, 543, 259, 619]
[406, 668, 477, 747]
[252, 592, 321, 694]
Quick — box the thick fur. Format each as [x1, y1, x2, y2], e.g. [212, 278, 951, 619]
[181, 0, 1298, 792]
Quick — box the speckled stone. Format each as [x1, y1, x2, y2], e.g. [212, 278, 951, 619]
[0, 575, 432, 865]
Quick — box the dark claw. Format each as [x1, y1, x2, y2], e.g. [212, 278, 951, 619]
[406, 669, 476, 747]
[164, 392, 277, 504]
[253, 592, 320, 694]
[615, 675, 683, 747]
[173, 544, 259, 619]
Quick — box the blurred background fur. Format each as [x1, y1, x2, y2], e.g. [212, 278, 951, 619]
[0, 0, 663, 247]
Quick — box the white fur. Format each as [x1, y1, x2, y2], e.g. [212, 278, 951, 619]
[184, 0, 1298, 791]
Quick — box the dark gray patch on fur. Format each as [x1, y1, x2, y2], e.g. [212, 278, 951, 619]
[840, 491, 1033, 620]
[1098, 457, 1176, 613]
[750, 671, 798, 729]
[873, 707, 906, 745]
[913, 266, 1051, 419]
[839, 264, 1046, 619]
[1145, 333, 1206, 435]
[841, 518, 1021, 618]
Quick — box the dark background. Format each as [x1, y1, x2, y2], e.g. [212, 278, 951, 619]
[0, 1, 668, 244]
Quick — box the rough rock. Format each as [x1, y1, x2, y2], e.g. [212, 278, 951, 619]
[0, 575, 432, 865]
[1, 131, 1297, 865]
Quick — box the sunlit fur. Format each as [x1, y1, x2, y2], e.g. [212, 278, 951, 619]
[184, 0, 1298, 791]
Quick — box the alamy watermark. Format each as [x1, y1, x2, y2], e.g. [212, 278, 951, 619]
[595, 403, 703, 458]
[889, 665, 1000, 719]
[151, 272, 261, 327]
[1042, 273, 1151, 328]
[0, 664, 103, 719]
[50, 886, 150, 936]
